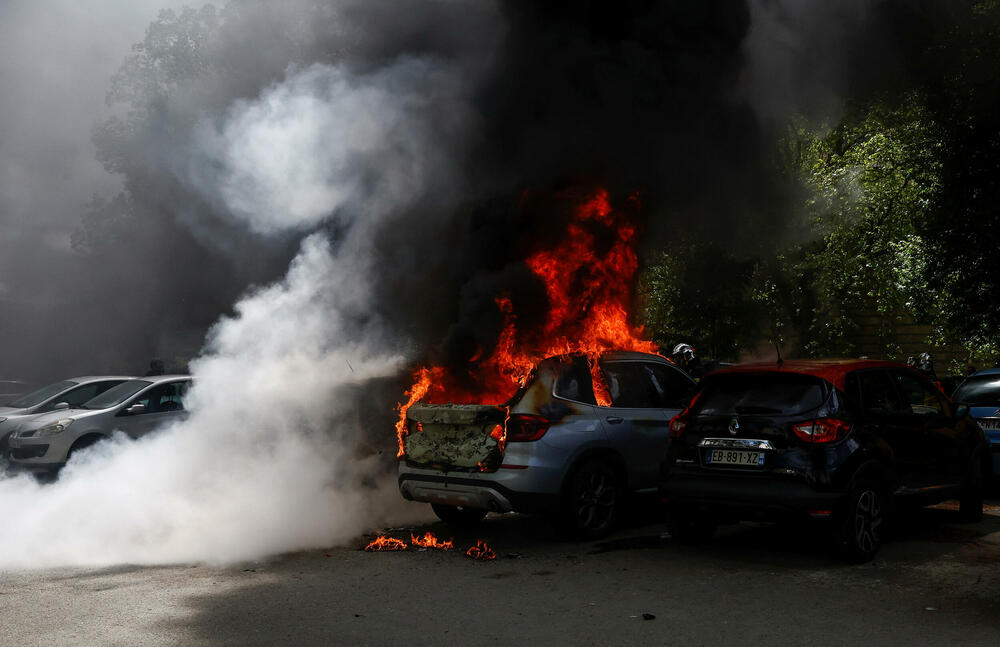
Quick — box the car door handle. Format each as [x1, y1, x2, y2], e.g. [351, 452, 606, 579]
[606, 417, 624, 424]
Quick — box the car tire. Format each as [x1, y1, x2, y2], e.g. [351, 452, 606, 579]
[835, 479, 885, 563]
[557, 459, 620, 539]
[667, 507, 716, 544]
[431, 504, 487, 527]
[958, 454, 984, 523]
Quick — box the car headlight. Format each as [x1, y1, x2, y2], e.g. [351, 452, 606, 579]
[37, 418, 75, 436]
[0, 417, 6, 423]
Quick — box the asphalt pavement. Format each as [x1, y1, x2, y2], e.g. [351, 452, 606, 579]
[1, 500, 998, 646]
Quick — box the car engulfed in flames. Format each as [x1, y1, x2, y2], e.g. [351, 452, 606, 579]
[392, 186, 695, 538]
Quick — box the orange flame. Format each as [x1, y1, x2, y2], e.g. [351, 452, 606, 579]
[364, 536, 408, 552]
[465, 539, 496, 561]
[410, 531, 454, 550]
[396, 188, 658, 455]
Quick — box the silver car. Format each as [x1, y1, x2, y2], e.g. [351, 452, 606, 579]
[7, 375, 192, 470]
[0, 376, 133, 454]
[398, 351, 696, 538]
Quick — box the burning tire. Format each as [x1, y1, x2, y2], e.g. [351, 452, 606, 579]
[431, 504, 487, 528]
[557, 459, 620, 539]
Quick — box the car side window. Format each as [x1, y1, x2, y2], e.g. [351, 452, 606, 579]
[892, 371, 947, 416]
[37, 381, 123, 412]
[855, 370, 906, 414]
[600, 362, 662, 408]
[129, 382, 188, 414]
[552, 356, 597, 405]
[646, 364, 696, 409]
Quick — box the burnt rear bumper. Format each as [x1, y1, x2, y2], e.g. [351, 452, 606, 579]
[398, 472, 559, 513]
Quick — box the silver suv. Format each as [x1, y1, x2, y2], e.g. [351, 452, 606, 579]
[7, 375, 192, 470]
[397, 351, 696, 537]
[0, 376, 133, 455]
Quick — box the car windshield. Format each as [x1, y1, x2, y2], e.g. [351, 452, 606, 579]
[953, 375, 1000, 406]
[692, 372, 828, 416]
[81, 379, 152, 409]
[7, 380, 76, 408]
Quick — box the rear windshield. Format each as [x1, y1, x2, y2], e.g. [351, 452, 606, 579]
[953, 375, 1000, 406]
[7, 380, 76, 408]
[692, 372, 828, 416]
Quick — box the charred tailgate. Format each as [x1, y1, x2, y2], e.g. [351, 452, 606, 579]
[404, 403, 507, 472]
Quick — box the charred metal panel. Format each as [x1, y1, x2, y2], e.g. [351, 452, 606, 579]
[405, 404, 506, 472]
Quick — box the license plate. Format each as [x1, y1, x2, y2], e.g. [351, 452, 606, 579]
[705, 449, 765, 467]
[979, 419, 1000, 430]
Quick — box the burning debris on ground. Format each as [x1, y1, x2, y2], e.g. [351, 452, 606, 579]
[363, 532, 495, 558]
[364, 536, 408, 552]
[410, 532, 454, 551]
[465, 540, 497, 561]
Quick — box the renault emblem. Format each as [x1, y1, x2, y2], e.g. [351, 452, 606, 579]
[728, 417, 740, 436]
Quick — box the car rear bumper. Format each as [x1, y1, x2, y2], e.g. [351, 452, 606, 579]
[662, 470, 844, 518]
[398, 472, 560, 513]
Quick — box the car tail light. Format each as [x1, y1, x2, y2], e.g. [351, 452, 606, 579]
[506, 414, 550, 442]
[668, 391, 702, 439]
[669, 414, 687, 439]
[792, 418, 851, 443]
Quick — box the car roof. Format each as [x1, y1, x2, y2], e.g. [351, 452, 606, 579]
[709, 358, 909, 391]
[65, 376, 137, 383]
[599, 350, 673, 363]
[138, 374, 192, 383]
[967, 368, 1000, 378]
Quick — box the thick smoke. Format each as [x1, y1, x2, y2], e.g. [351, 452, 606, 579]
[0, 1, 901, 568]
[189, 58, 475, 233]
[0, 235, 429, 568]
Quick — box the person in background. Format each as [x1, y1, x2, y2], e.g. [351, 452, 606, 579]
[144, 358, 165, 376]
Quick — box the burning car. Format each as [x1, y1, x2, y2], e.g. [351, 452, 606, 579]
[661, 359, 989, 561]
[398, 351, 696, 538]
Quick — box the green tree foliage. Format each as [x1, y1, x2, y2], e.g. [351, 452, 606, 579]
[777, 98, 943, 357]
[639, 244, 763, 360]
[643, 2, 1000, 369]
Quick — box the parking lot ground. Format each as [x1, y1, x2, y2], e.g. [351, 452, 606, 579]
[1, 499, 999, 646]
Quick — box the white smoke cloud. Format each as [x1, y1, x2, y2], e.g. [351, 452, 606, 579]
[0, 233, 433, 569]
[190, 57, 473, 233]
[0, 49, 478, 569]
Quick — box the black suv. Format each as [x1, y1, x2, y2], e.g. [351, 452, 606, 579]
[660, 359, 989, 561]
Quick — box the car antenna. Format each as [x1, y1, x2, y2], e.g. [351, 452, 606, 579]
[774, 340, 784, 367]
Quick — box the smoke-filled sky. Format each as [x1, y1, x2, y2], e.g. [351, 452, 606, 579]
[0, 0, 894, 567]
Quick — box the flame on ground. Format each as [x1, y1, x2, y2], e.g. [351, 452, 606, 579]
[465, 539, 496, 561]
[410, 532, 454, 550]
[396, 187, 659, 456]
[364, 536, 408, 552]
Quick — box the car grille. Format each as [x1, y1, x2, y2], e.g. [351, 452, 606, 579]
[11, 445, 48, 459]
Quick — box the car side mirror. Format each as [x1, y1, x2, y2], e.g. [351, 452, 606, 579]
[954, 403, 970, 419]
[124, 403, 146, 415]
[52, 402, 69, 411]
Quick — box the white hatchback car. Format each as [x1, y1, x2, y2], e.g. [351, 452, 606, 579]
[0, 376, 133, 455]
[7, 375, 191, 470]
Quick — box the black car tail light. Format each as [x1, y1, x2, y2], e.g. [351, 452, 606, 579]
[506, 414, 550, 442]
[792, 417, 851, 443]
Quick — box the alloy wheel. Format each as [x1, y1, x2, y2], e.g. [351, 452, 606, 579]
[853, 489, 882, 555]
